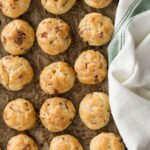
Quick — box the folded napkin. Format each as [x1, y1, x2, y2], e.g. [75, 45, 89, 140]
[108, 0, 150, 150]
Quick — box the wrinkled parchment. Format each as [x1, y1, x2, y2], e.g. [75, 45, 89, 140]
[0, 0, 117, 149]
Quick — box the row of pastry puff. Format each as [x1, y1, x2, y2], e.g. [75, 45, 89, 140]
[3, 94, 125, 150]
[6, 132, 125, 150]
[0, 0, 113, 18]
[1, 13, 114, 55]
[3, 93, 109, 132]
[0, 50, 107, 92]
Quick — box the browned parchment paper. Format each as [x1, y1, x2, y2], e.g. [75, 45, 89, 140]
[0, 0, 118, 149]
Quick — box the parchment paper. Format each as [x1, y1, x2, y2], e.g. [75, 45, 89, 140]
[0, 0, 117, 149]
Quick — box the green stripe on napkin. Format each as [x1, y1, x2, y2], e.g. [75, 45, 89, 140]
[108, 0, 150, 64]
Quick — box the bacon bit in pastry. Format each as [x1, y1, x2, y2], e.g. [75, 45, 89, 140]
[10, 3, 15, 9]
[54, 89, 59, 95]
[15, 30, 26, 45]
[0, 1, 2, 8]
[41, 32, 48, 38]
[23, 144, 31, 150]
[94, 75, 99, 82]
[62, 0, 68, 6]
[99, 32, 103, 38]
[18, 74, 24, 79]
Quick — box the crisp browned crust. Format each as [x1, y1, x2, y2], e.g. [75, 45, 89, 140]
[36, 18, 71, 55]
[40, 97, 76, 132]
[0, 55, 33, 91]
[74, 50, 107, 85]
[90, 133, 125, 150]
[40, 61, 75, 95]
[0, 0, 31, 18]
[50, 134, 84, 150]
[79, 92, 110, 130]
[1, 20, 35, 55]
[41, 0, 76, 14]
[3, 98, 36, 131]
[7, 134, 39, 150]
[84, 0, 112, 9]
[79, 13, 114, 46]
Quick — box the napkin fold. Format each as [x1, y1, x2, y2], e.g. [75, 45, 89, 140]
[108, 0, 150, 150]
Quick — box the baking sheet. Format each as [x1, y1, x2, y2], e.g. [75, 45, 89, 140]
[0, 0, 117, 149]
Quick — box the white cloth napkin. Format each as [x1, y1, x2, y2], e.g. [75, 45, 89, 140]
[108, 0, 150, 150]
